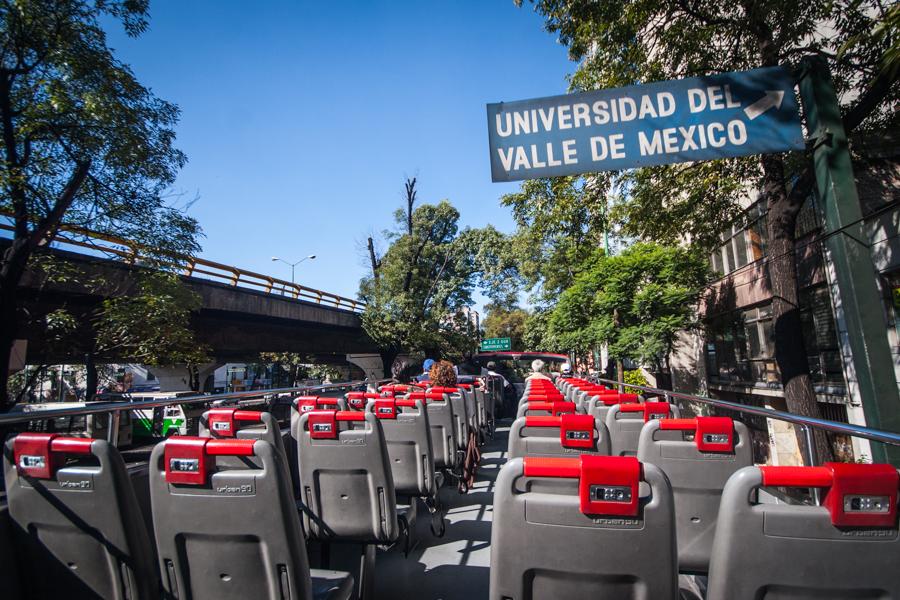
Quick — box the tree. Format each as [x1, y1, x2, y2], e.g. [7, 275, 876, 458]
[359, 178, 518, 372]
[520, 0, 899, 462]
[482, 304, 529, 351]
[548, 243, 710, 378]
[501, 176, 611, 303]
[93, 272, 209, 368]
[0, 1, 201, 408]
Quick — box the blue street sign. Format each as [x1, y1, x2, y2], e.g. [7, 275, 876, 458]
[486, 66, 804, 182]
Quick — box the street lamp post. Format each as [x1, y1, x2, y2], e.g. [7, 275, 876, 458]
[271, 254, 316, 283]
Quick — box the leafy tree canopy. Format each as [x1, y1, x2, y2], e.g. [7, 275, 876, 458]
[518, 0, 898, 250]
[0, 0, 205, 405]
[359, 180, 519, 363]
[548, 243, 710, 369]
[93, 271, 209, 367]
[482, 303, 529, 351]
[501, 175, 612, 302]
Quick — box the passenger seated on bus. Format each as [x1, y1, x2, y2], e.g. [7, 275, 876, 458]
[429, 360, 458, 388]
[525, 358, 552, 381]
[417, 358, 435, 382]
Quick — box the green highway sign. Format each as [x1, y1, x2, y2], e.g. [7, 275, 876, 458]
[481, 337, 511, 351]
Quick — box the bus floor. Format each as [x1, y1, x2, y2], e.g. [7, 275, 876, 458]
[374, 421, 509, 599]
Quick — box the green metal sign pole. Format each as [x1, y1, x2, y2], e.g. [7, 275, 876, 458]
[798, 55, 900, 464]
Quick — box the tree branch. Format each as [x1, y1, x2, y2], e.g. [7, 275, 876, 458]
[28, 160, 92, 249]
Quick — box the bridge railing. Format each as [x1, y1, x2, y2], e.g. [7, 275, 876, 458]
[0, 221, 364, 313]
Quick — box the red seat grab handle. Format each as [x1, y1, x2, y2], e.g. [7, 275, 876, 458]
[206, 408, 265, 438]
[760, 466, 833, 488]
[761, 463, 898, 528]
[560, 414, 596, 449]
[523, 456, 581, 478]
[233, 410, 263, 421]
[49, 437, 95, 454]
[659, 418, 698, 430]
[336, 411, 366, 421]
[14, 433, 94, 479]
[205, 439, 257, 456]
[525, 416, 562, 427]
[164, 437, 256, 485]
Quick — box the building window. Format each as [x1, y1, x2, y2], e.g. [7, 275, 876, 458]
[710, 202, 767, 276]
[799, 286, 844, 387]
[796, 192, 824, 238]
[705, 303, 778, 386]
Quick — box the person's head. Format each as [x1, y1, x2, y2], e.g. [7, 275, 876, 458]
[396, 364, 418, 384]
[486, 361, 497, 371]
[531, 359, 546, 373]
[429, 360, 458, 387]
[422, 358, 435, 373]
[561, 362, 572, 374]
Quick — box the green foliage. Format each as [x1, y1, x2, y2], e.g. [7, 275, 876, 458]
[548, 243, 710, 369]
[360, 180, 519, 359]
[521, 307, 564, 353]
[482, 304, 529, 351]
[501, 176, 611, 300]
[0, 1, 204, 402]
[94, 272, 209, 366]
[0, 0, 200, 256]
[623, 368, 649, 394]
[518, 0, 899, 250]
[839, 3, 900, 82]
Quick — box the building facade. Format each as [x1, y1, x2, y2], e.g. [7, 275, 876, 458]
[669, 132, 900, 464]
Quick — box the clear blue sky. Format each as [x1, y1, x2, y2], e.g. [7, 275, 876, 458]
[105, 1, 573, 306]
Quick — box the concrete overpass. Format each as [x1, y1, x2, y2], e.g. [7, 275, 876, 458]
[3, 231, 381, 376]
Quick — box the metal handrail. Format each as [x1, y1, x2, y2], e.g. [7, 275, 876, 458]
[0, 221, 364, 313]
[0, 379, 384, 427]
[591, 377, 900, 448]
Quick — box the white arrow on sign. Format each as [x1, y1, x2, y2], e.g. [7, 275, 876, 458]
[743, 90, 785, 120]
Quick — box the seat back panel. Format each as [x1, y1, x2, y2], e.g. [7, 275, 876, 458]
[490, 457, 678, 600]
[638, 418, 753, 573]
[294, 412, 398, 543]
[3, 436, 159, 600]
[707, 466, 900, 600]
[150, 439, 314, 600]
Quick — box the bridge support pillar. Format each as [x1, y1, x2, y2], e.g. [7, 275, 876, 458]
[151, 362, 222, 392]
[346, 354, 385, 381]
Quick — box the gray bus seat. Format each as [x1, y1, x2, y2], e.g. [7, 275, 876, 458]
[366, 398, 436, 499]
[638, 416, 753, 574]
[293, 410, 399, 544]
[459, 383, 484, 439]
[378, 384, 412, 395]
[587, 391, 638, 423]
[516, 400, 577, 419]
[295, 396, 347, 413]
[407, 391, 458, 470]
[430, 386, 469, 452]
[200, 408, 294, 490]
[606, 401, 681, 456]
[490, 455, 678, 600]
[4, 433, 159, 600]
[345, 391, 381, 411]
[707, 463, 900, 600]
[518, 390, 565, 407]
[507, 414, 611, 459]
[150, 436, 353, 600]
